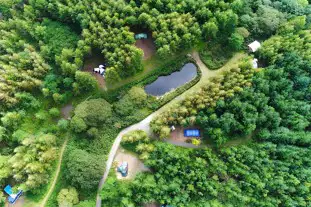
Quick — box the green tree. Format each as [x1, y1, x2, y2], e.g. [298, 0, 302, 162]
[74, 71, 98, 93]
[9, 134, 57, 191]
[57, 187, 79, 207]
[71, 99, 112, 133]
[228, 32, 244, 51]
[64, 148, 104, 191]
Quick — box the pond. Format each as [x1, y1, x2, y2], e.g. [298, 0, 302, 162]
[144, 63, 197, 96]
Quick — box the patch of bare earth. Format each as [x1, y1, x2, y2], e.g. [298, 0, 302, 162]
[167, 126, 201, 148]
[134, 31, 156, 60]
[83, 54, 106, 89]
[5, 196, 25, 207]
[61, 103, 73, 119]
[114, 148, 150, 180]
[144, 202, 159, 207]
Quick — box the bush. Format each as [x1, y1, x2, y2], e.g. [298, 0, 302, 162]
[57, 119, 69, 131]
[49, 108, 60, 117]
[86, 127, 99, 139]
[199, 43, 233, 70]
[57, 187, 79, 207]
[35, 111, 49, 121]
[1, 111, 24, 130]
[74, 71, 98, 93]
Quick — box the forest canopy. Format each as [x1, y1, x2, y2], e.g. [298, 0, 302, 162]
[0, 0, 310, 206]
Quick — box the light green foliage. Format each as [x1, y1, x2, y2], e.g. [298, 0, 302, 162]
[127, 87, 147, 106]
[35, 110, 49, 121]
[1, 111, 23, 130]
[122, 130, 154, 160]
[57, 119, 69, 131]
[151, 60, 254, 143]
[260, 16, 311, 63]
[49, 108, 61, 118]
[191, 138, 201, 146]
[122, 130, 149, 143]
[34, 19, 79, 59]
[57, 187, 79, 207]
[74, 200, 96, 207]
[202, 20, 219, 40]
[0, 127, 7, 142]
[0, 19, 50, 108]
[114, 87, 147, 116]
[71, 98, 112, 133]
[9, 133, 57, 191]
[74, 71, 98, 93]
[101, 177, 134, 207]
[86, 127, 99, 139]
[0, 155, 11, 186]
[64, 148, 104, 191]
[228, 32, 244, 51]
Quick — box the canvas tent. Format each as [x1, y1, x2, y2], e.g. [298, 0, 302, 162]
[4, 185, 22, 204]
[252, 58, 258, 68]
[248, 41, 261, 52]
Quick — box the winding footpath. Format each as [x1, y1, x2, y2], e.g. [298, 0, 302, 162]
[40, 138, 68, 207]
[96, 51, 246, 207]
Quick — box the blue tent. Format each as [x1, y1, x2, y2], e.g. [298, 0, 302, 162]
[184, 129, 200, 137]
[4, 185, 23, 204]
[117, 162, 128, 177]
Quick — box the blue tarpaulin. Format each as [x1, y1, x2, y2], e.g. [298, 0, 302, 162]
[184, 129, 200, 137]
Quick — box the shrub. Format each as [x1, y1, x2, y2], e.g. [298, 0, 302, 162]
[57, 187, 79, 207]
[49, 108, 60, 117]
[35, 111, 49, 121]
[74, 71, 98, 93]
[57, 119, 69, 131]
[86, 127, 99, 139]
[1, 111, 24, 130]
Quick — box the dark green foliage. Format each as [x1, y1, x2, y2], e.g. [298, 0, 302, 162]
[239, 0, 310, 37]
[71, 98, 112, 133]
[102, 141, 311, 206]
[64, 148, 104, 191]
[257, 128, 311, 147]
[34, 19, 79, 59]
[199, 43, 234, 70]
[74, 71, 98, 93]
[195, 22, 311, 146]
[101, 177, 134, 207]
[0, 0, 20, 18]
[228, 32, 244, 50]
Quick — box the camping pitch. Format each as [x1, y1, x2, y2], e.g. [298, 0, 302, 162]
[4, 185, 23, 204]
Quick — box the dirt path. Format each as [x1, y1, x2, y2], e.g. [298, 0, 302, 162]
[39, 138, 68, 207]
[96, 51, 246, 207]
